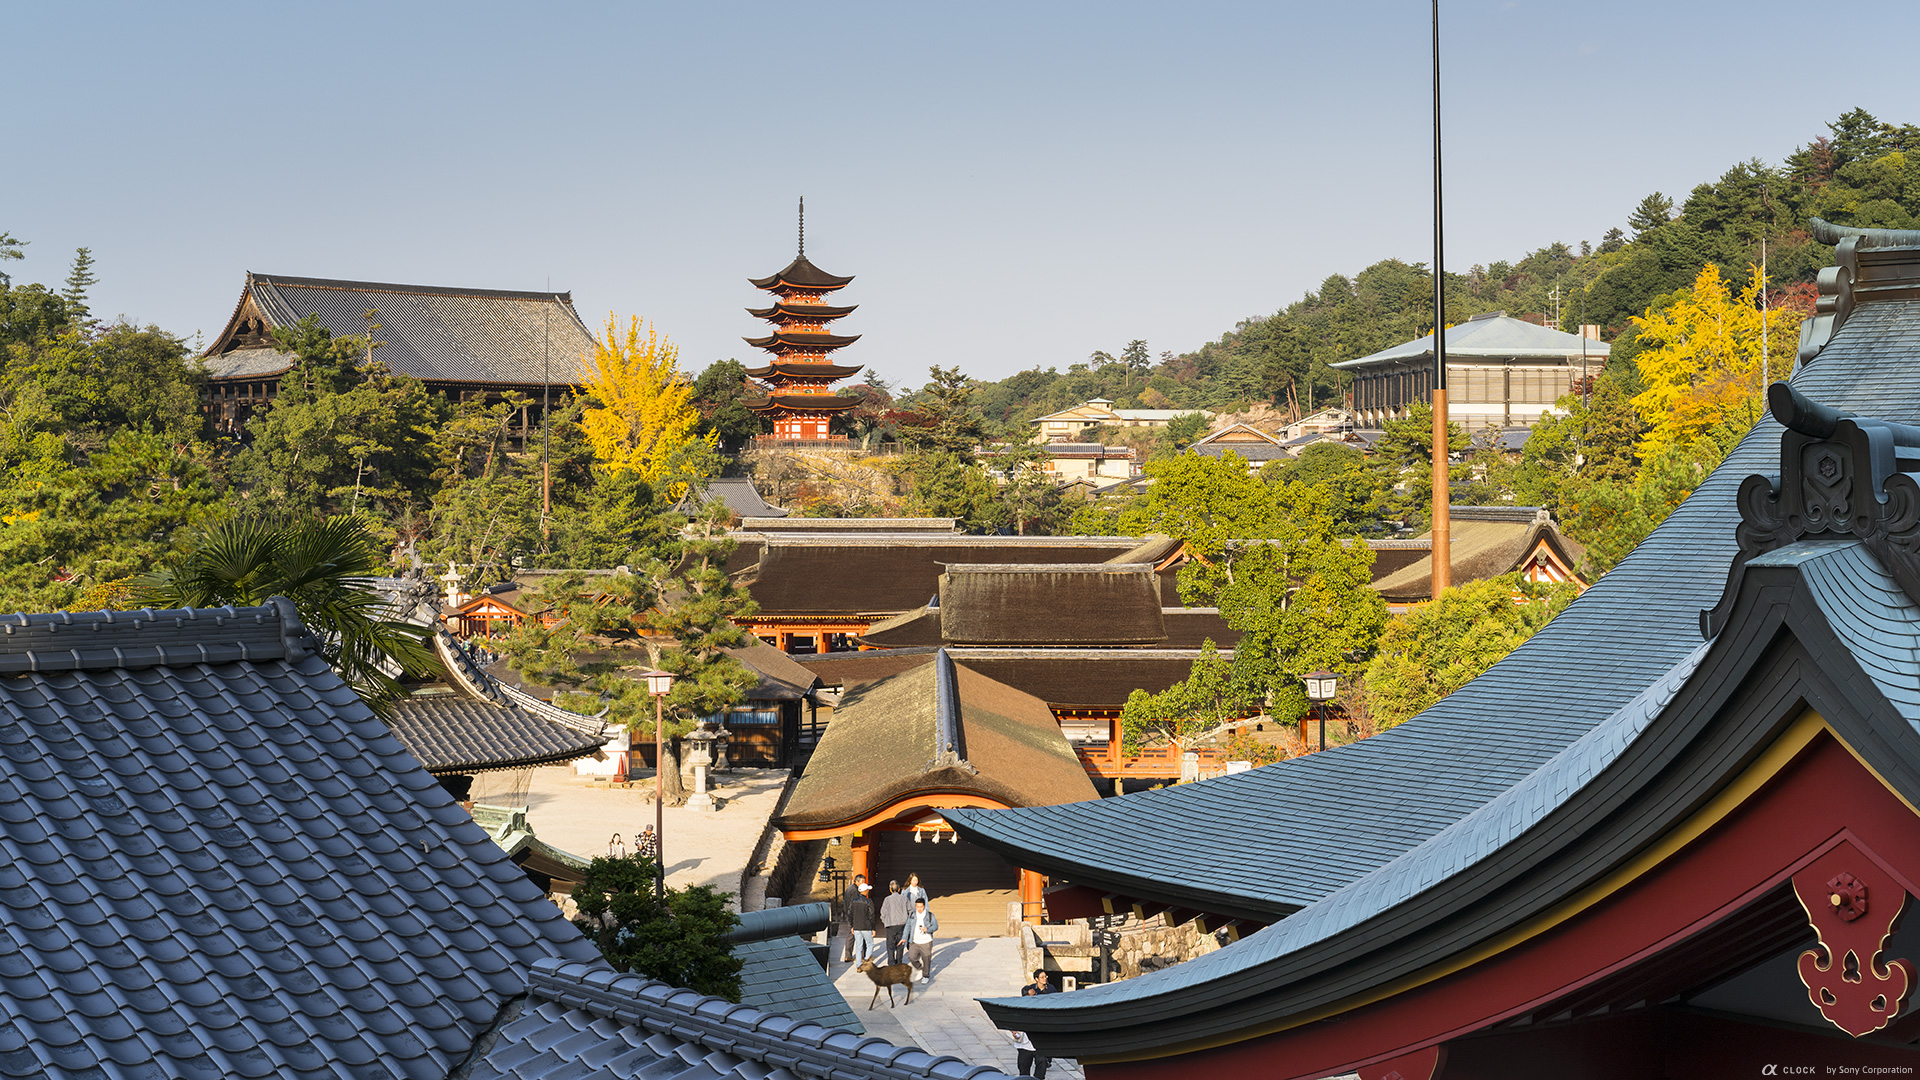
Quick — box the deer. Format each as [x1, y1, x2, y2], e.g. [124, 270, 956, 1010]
[855, 958, 916, 1009]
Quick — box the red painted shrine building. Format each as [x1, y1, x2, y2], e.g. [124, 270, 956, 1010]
[742, 236, 865, 441]
[946, 220, 1920, 1078]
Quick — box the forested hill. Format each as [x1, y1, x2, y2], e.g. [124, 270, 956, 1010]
[963, 108, 1920, 431]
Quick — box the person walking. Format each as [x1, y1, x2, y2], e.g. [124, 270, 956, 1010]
[1014, 969, 1060, 1078]
[846, 876, 879, 963]
[841, 874, 870, 962]
[906, 897, 939, 981]
[903, 871, 928, 910]
[879, 880, 911, 965]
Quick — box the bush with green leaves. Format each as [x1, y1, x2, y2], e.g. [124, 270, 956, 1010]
[571, 854, 742, 1000]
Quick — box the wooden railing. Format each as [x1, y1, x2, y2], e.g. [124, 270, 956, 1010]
[1075, 745, 1229, 779]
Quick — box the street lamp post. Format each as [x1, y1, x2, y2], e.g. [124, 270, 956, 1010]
[1303, 671, 1339, 753]
[644, 669, 676, 895]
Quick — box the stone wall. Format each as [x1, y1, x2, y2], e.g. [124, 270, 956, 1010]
[1105, 913, 1225, 981]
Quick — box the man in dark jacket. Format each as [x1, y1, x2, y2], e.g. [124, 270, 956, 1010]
[846, 876, 878, 962]
[1014, 969, 1060, 1078]
[879, 879, 911, 965]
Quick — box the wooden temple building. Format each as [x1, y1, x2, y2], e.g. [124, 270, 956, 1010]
[775, 649, 1102, 932]
[199, 272, 597, 435]
[742, 213, 866, 443]
[944, 220, 1920, 1078]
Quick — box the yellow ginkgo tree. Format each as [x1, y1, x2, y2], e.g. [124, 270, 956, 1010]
[1630, 264, 1805, 461]
[580, 315, 711, 488]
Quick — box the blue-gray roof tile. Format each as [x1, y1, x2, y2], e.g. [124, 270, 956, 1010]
[950, 300, 1920, 918]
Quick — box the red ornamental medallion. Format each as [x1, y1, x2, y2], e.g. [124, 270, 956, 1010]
[1792, 842, 1915, 1036]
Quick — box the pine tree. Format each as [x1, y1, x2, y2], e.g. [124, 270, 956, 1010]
[1627, 193, 1675, 236]
[61, 247, 96, 322]
[0, 231, 24, 287]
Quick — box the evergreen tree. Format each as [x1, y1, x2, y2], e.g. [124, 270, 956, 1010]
[61, 247, 96, 323]
[0, 232, 26, 288]
[1627, 192, 1675, 236]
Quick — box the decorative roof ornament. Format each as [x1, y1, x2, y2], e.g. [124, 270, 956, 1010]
[1702, 381, 1920, 637]
[1799, 218, 1920, 366]
[798, 194, 805, 257]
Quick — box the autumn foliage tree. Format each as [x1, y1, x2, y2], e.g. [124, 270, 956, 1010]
[1630, 264, 1804, 461]
[582, 316, 709, 488]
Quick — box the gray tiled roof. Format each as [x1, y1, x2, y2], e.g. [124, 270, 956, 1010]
[0, 601, 603, 1079]
[468, 959, 1010, 1080]
[1331, 312, 1611, 368]
[387, 694, 606, 775]
[734, 936, 865, 1033]
[948, 296, 1920, 922]
[209, 273, 598, 387]
[977, 537, 1920, 1045]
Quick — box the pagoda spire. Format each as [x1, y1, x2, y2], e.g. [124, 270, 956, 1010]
[743, 217, 864, 443]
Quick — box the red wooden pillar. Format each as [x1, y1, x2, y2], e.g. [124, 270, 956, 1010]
[1019, 868, 1045, 926]
[850, 831, 871, 883]
[1107, 718, 1122, 764]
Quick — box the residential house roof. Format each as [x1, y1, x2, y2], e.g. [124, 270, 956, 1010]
[202, 272, 598, 387]
[1331, 310, 1611, 369]
[1191, 423, 1283, 447]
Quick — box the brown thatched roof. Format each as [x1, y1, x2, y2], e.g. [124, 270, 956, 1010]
[777, 651, 1099, 831]
[793, 647, 1213, 711]
[938, 563, 1165, 646]
[731, 535, 1148, 616]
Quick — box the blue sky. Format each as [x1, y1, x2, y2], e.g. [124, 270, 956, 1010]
[7, 2, 1917, 389]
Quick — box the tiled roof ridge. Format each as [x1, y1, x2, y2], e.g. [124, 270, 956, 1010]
[251, 271, 575, 304]
[0, 599, 314, 674]
[930, 649, 971, 772]
[430, 627, 609, 738]
[526, 959, 1011, 1079]
[942, 562, 1155, 574]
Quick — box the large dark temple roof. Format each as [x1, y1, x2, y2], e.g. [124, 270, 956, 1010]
[202, 273, 598, 387]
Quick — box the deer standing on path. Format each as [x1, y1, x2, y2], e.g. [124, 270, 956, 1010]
[855, 959, 916, 1009]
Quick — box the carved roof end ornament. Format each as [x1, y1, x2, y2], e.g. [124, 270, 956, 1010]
[1800, 218, 1920, 366]
[1702, 381, 1920, 638]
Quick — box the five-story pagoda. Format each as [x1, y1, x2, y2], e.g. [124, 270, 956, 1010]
[743, 205, 865, 442]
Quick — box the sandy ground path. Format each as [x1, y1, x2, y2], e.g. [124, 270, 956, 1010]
[827, 937, 1086, 1080]
[516, 764, 790, 904]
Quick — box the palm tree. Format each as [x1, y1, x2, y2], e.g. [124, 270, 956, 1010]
[134, 515, 432, 711]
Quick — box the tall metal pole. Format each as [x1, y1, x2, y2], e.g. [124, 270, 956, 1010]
[1430, 0, 1451, 598]
[655, 692, 666, 896]
[542, 281, 552, 540]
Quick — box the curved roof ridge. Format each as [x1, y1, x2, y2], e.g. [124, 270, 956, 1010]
[975, 637, 1712, 1019]
[1809, 217, 1920, 250]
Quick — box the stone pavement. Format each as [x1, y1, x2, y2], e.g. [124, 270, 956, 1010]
[515, 763, 790, 904]
[826, 936, 1085, 1080]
